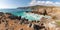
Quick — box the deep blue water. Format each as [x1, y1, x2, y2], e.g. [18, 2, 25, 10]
[0, 9, 44, 21]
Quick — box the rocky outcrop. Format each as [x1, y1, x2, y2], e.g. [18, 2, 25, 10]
[17, 5, 60, 20]
[31, 5, 60, 20]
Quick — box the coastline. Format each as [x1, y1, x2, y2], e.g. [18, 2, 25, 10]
[0, 11, 59, 30]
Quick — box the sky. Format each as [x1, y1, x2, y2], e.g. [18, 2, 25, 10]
[0, 0, 60, 9]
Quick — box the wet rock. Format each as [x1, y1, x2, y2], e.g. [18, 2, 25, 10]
[8, 15, 18, 19]
[26, 11, 29, 13]
[5, 13, 12, 15]
[17, 16, 21, 20]
[8, 15, 21, 20]
[0, 12, 4, 16]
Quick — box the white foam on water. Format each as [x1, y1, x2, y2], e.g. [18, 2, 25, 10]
[21, 12, 52, 21]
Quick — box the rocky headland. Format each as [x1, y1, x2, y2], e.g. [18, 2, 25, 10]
[0, 5, 60, 30]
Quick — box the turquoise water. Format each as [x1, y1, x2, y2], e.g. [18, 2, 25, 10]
[12, 12, 44, 21]
[0, 9, 49, 21]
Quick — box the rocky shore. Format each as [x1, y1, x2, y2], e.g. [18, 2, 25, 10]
[0, 12, 59, 30]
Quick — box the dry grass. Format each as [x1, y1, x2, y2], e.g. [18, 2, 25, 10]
[56, 20, 60, 27]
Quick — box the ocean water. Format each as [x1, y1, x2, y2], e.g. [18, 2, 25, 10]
[0, 9, 51, 21]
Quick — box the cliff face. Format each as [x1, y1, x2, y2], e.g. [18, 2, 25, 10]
[31, 5, 60, 20]
[50, 8, 60, 20]
[17, 5, 60, 20]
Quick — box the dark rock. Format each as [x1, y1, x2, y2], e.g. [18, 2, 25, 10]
[5, 13, 12, 15]
[8, 15, 18, 19]
[17, 16, 21, 20]
[0, 12, 4, 16]
[8, 15, 21, 20]
[33, 24, 40, 30]
[36, 21, 40, 23]
[33, 20, 36, 22]
[2, 20, 5, 22]
[29, 23, 32, 27]
[0, 20, 1, 24]
[33, 24, 45, 30]
[20, 28, 23, 30]
[42, 9, 47, 16]
[26, 11, 29, 13]
[6, 28, 8, 30]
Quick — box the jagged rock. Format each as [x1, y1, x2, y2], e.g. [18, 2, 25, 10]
[0, 12, 4, 16]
